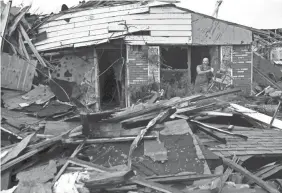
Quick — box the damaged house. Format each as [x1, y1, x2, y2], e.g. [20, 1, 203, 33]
[32, 0, 255, 110]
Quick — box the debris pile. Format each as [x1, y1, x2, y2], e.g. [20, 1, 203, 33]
[2, 87, 282, 193]
[1, 2, 282, 193]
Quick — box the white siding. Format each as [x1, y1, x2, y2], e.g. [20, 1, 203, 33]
[35, 4, 192, 51]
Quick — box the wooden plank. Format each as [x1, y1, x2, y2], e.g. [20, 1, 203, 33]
[147, 174, 220, 183]
[19, 25, 47, 67]
[1, 133, 35, 165]
[37, 29, 108, 45]
[151, 30, 192, 37]
[0, 1, 11, 51]
[150, 6, 186, 13]
[125, 36, 192, 45]
[1, 53, 37, 91]
[46, 12, 192, 28]
[126, 19, 191, 25]
[53, 1, 168, 21]
[64, 135, 157, 144]
[46, 25, 109, 38]
[131, 176, 184, 193]
[230, 103, 282, 130]
[109, 24, 192, 32]
[221, 157, 280, 193]
[18, 31, 30, 60]
[43, 7, 149, 28]
[37, 28, 140, 50]
[191, 120, 248, 140]
[8, 6, 30, 37]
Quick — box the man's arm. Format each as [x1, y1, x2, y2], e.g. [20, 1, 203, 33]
[197, 66, 212, 75]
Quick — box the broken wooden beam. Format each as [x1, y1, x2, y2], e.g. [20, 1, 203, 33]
[19, 24, 47, 67]
[0, 1, 11, 51]
[196, 125, 227, 144]
[221, 156, 280, 193]
[218, 156, 239, 193]
[127, 108, 176, 168]
[146, 174, 220, 183]
[1, 145, 52, 172]
[64, 134, 157, 144]
[191, 88, 242, 102]
[8, 6, 31, 37]
[190, 120, 248, 140]
[68, 157, 113, 173]
[268, 101, 281, 129]
[53, 143, 84, 183]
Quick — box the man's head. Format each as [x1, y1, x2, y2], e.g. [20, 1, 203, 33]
[202, 58, 209, 66]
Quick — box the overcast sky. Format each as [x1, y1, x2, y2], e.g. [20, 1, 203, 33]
[3, 0, 282, 29]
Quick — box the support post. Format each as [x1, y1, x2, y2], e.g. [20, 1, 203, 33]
[94, 47, 100, 111]
[187, 46, 192, 85]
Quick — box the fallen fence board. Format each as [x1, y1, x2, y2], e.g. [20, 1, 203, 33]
[1, 53, 37, 91]
[230, 103, 282, 130]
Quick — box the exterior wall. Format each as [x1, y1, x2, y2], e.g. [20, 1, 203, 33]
[49, 47, 100, 109]
[127, 45, 160, 85]
[127, 45, 149, 85]
[232, 45, 252, 94]
[192, 13, 252, 45]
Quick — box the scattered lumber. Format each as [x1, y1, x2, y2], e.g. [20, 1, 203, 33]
[127, 107, 176, 168]
[221, 156, 280, 193]
[190, 120, 248, 140]
[53, 143, 84, 183]
[195, 124, 227, 144]
[230, 103, 282, 130]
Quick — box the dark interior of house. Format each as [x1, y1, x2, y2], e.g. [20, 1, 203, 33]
[97, 48, 125, 110]
[160, 47, 188, 69]
[191, 46, 211, 83]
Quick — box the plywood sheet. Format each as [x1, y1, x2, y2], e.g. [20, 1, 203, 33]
[1, 53, 37, 92]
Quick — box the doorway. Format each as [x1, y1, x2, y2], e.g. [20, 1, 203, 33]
[97, 47, 125, 110]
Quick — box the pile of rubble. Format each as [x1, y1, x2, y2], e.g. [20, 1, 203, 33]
[1, 2, 282, 193]
[2, 87, 282, 193]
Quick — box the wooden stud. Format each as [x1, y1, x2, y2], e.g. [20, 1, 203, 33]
[19, 25, 47, 67]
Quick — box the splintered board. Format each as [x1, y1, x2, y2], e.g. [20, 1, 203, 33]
[1, 53, 37, 92]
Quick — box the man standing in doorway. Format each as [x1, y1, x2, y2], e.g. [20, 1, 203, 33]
[194, 58, 214, 93]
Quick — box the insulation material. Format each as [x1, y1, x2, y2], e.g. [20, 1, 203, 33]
[1, 53, 37, 92]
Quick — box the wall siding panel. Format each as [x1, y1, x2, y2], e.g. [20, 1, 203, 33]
[192, 13, 252, 45]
